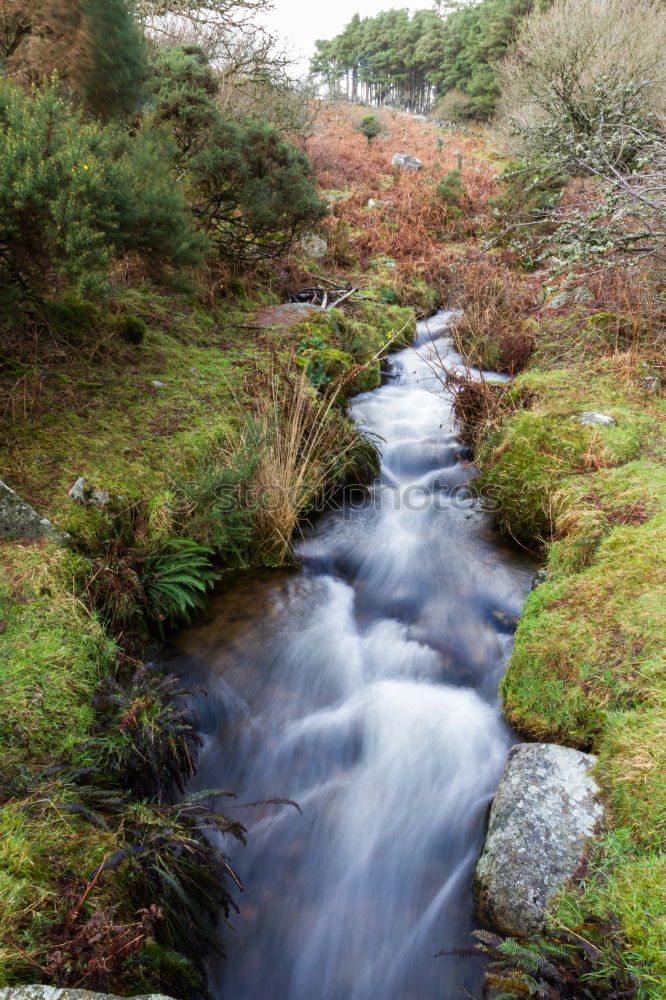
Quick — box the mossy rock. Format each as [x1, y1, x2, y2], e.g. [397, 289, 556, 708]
[112, 313, 147, 345]
[297, 346, 380, 395]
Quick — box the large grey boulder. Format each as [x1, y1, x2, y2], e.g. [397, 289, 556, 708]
[0, 991, 174, 1000]
[391, 153, 423, 172]
[474, 743, 603, 937]
[0, 479, 60, 541]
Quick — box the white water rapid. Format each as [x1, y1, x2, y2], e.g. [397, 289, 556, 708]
[166, 312, 535, 1000]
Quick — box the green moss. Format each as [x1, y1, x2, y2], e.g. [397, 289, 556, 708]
[479, 361, 662, 545]
[479, 411, 600, 543]
[291, 300, 414, 389]
[502, 512, 666, 742]
[0, 543, 117, 767]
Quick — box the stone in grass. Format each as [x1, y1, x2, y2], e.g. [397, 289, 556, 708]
[573, 412, 617, 427]
[0, 989, 176, 1000]
[474, 743, 604, 937]
[547, 286, 594, 310]
[300, 233, 328, 259]
[391, 153, 423, 172]
[68, 477, 110, 508]
[0, 479, 62, 541]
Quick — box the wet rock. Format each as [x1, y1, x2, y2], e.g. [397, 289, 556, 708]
[573, 411, 616, 427]
[300, 233, 328, 258]
[0, 990, 174, 1000]
[68, 477, 110, 508]
[391, 153, 423, 172]
[0, 479, 61, 541]
[474, 743, 603, 937]
[531, 568, 548, 590]
[490, 609, 519, 633]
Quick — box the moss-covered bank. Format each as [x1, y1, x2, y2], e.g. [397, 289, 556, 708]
[0, 268, 417, 989]
[474, 346, 666, 996]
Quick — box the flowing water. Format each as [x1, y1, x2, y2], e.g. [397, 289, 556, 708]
[164, 312, 536, 1000]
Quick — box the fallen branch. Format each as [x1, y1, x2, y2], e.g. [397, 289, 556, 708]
[326, 287, 359, 310]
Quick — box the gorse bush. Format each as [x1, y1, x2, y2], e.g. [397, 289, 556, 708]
[358, 113, 381, 146]
[437, 169, 466, 213]
[151, 44, 325, 261]
[78, 0, 148, 120]
[0, 0, 146, 121]
[0, 80, 205, 295]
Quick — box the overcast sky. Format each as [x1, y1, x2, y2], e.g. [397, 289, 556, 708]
[262, 1, 418, 76]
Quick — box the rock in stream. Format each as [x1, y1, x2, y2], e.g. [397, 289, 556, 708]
[474, 742, 604, 936]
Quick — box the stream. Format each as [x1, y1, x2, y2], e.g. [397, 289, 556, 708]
[163, 312, 536, 1000]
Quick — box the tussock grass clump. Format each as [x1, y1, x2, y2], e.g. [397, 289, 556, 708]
[247, 364, 369, 564]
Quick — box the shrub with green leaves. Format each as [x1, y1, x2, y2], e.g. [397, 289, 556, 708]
[0, 80, 205, 296]
[357, 113, 381, 146]
[142, 538, 217, 636]
[151, 45, 326, 261]
[436, 169, 466, 213]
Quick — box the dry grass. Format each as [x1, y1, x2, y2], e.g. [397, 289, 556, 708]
[239, 361, 362, 564]
[447, 257, 536, 373]
[306, 105, 500, 288]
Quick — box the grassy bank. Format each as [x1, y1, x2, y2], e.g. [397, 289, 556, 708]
[0, 251, 417, 988]
[467, 301, 666, 993]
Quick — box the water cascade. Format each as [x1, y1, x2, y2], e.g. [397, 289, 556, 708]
[164, 312, 535, 1000]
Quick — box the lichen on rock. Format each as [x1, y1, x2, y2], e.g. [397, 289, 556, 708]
[474, 742, 604, 937]
[0, 479, 61, 541]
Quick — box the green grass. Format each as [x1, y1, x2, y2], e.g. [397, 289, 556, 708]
[0, 273, 416, 988]
[480, 353, 666, 997]
[0, 799, 117, 986]
[0, 543, 117, 767]
[0, 543, 121, 985]
[478, 359, 665, 546]
[501, 512, 666, 746]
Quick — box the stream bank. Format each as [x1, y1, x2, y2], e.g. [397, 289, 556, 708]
[463, 310, 666, 996]
[0, 271, 419, 991]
